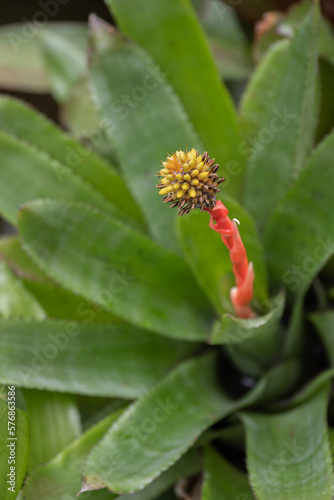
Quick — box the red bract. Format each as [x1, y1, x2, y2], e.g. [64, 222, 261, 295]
[205, 200, 256, 319]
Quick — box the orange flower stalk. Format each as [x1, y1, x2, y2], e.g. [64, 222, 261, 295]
[157, 148, 256, 319]
[204, 201, 256, 319]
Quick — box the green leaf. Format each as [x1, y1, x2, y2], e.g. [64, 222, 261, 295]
[105, 0, 244, 198]
[0, 262, 45, 320]
[319, 16, 334, 68]
[38, 23, 87, 103]
[242, 386, 334, 500]
[23, 280, 118, 323]
[82, 352, 266, 494]
[22, 405, 199, 500]
[19, 200, 213, 341]
[118, 450, 201, 500]
[211, 291, 285, 377]
[60, 77, 107, 142]
[211, 290, 285, 345]
[284, 368, 334, 410]
[264, 128, 334, 303]
[244, 4, 319, 229]
[0, 236, 117, 323]
[0, 235, 50, 283]
[251, 359, 302, 406]
[88, 20, 202, 254]
[60, 76, 121, 167]
[178, 194, 268, 315]
[0, 268, 79, 477]
[242, 10, 322, 150]
[202, 446, 255, 500]
[0, 130, 136, 227]
[0, 256, 84, 476]
[239, 40, 289, 147]
[21, 410, 121, 500]
[0, 391, 30, 500]
[0, 23, 49, 93]
[0, 318, 197, 398]
[0, 96, 145, 228]
[23, 390, 81, 470]
[282, 294, 305, 357]
[200, 0, 253, 80]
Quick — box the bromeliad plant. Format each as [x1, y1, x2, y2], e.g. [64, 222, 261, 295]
[1, 1, 334, 499]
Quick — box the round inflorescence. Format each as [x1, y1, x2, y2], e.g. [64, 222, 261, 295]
[156, 149, 225, 215]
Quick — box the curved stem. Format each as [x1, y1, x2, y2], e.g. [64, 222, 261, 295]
[205, 200, 256, 319]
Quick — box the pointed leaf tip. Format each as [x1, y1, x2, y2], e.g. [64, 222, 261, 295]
[88, 14, 116, 55]
[78, 476, 105, 496]
[88, 13, 115, 34]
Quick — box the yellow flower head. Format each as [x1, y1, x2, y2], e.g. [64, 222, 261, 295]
[156, 148, 225, 215]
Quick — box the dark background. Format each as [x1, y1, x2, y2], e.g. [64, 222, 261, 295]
[0, 1, 111, 24]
